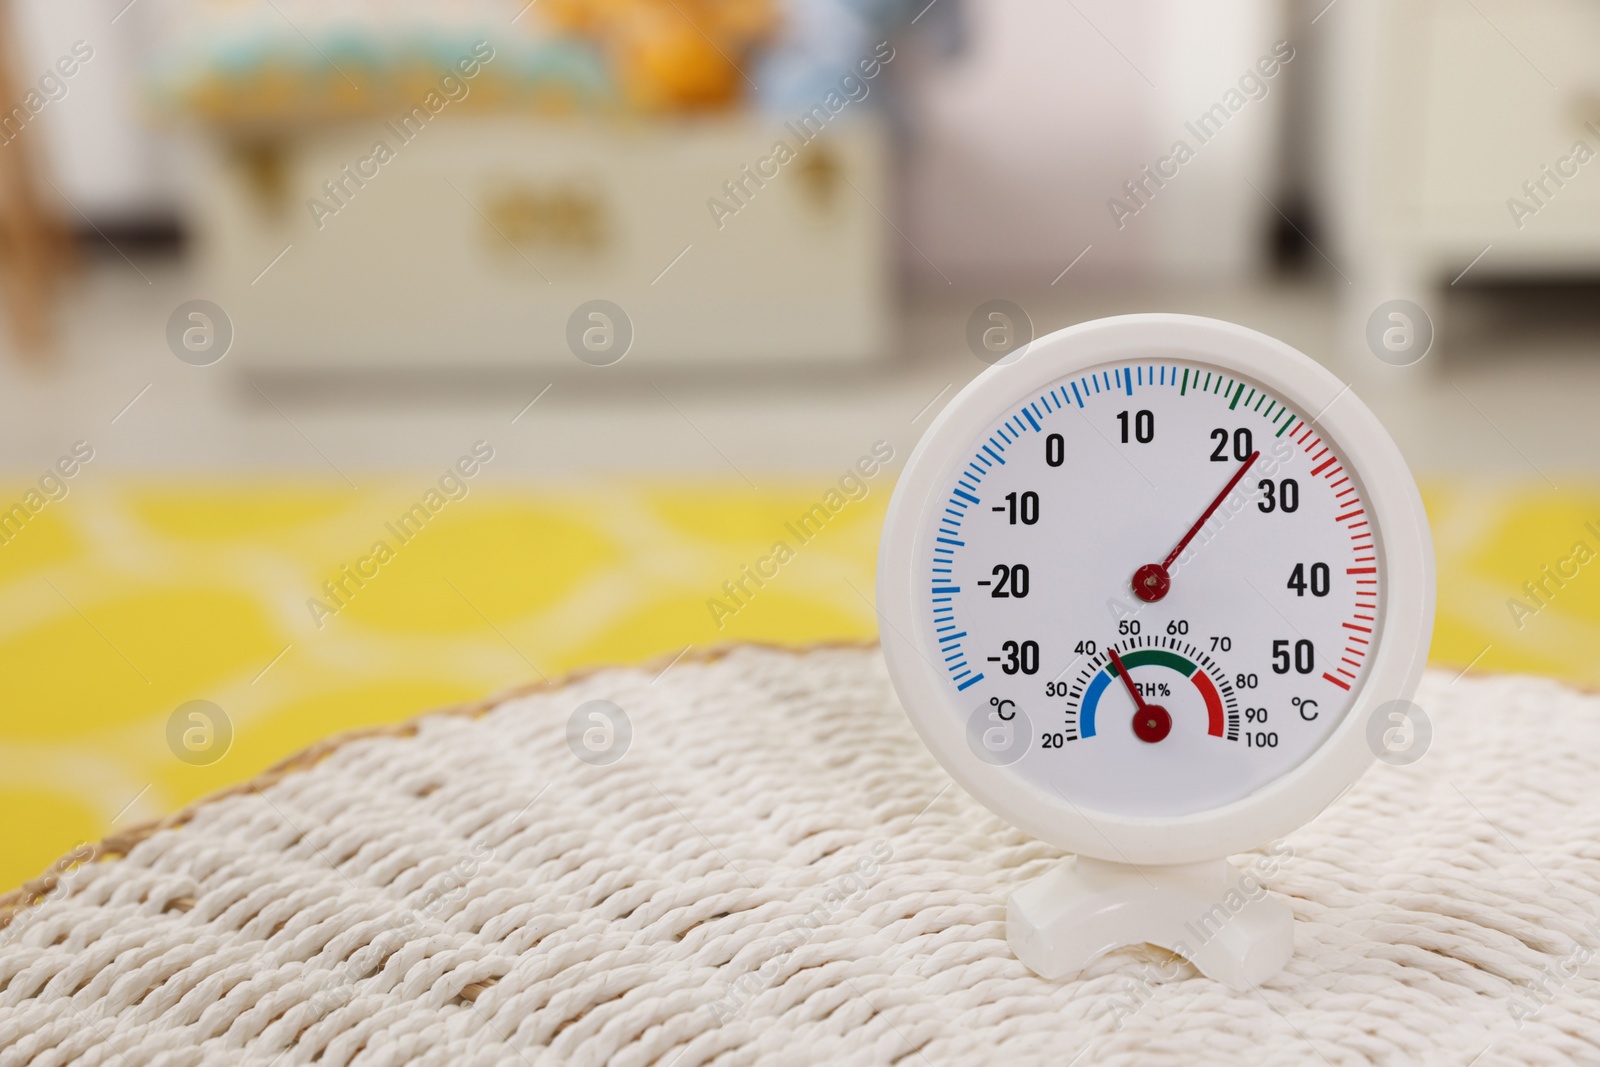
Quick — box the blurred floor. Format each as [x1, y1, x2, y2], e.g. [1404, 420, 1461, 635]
[3, 254, 1600, 479]
[1, 254, 1598, 892]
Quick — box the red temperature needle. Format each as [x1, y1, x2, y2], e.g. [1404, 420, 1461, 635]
[1108, 647, 1171, 743]
[1131, 450, 1260, 603]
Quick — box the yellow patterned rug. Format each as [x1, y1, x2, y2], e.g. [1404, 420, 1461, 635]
[0, 475, 1594, 892]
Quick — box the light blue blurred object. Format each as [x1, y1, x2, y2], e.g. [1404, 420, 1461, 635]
[756, 0, 915, 114]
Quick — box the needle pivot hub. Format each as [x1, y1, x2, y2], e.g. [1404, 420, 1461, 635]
[1132, 704, 1172, 743]
[1131, 563, 1170, 602]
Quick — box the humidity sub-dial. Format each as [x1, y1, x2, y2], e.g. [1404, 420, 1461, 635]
[1063, 637, 1240, 744]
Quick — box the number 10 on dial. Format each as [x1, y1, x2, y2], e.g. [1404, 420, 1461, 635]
[878, 315, 1433, 987]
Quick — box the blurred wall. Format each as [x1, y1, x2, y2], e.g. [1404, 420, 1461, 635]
[897, 0, 1287, 286]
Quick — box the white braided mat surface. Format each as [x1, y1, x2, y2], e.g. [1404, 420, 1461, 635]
[2, 644, 1599, 1066]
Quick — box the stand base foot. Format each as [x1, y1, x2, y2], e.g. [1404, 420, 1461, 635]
[1007, 856, 1293, 990]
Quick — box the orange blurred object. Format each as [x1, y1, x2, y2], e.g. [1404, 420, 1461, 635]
[543, 0, 774, 111]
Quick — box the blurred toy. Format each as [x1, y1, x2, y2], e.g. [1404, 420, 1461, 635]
[541, 0, 775, 111]
[145, 0, 616, 125]
[146, 0, 926, 121]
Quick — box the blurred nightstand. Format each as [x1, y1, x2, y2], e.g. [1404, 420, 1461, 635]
[1316, 0, 1600, 364]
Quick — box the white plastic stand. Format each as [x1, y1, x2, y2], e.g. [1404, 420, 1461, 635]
[1007, 856, 1293, 990]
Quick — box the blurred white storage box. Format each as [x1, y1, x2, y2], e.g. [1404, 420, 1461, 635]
[188, 115, 892, 371]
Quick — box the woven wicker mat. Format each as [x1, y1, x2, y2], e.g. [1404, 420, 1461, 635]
[2, 643, 1598, 1066]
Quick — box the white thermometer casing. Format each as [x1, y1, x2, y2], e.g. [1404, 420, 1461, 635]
[878, 314, 1434, 866]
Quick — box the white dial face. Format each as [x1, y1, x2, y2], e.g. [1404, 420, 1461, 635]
[926, 359, 1381, 818]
